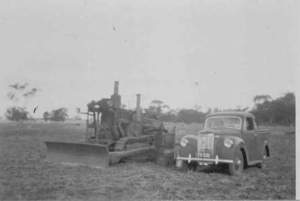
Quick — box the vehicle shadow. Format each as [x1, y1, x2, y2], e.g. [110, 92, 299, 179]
[184, 162, 229, 175]
[198, 164, 229, 174]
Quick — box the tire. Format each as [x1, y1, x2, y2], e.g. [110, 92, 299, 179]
[228, 150, 244, 175]
[256, 162, 265, 169]
[176, 160, 189, 171]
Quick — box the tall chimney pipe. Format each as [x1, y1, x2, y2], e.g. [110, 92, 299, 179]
[111, 81, 121, 108]
[136, 93, 142, 122]
[114, 81, 119, 95]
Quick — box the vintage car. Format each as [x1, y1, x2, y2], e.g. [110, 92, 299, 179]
[175, 112, 270, 175]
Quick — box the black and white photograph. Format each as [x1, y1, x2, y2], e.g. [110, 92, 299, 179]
[0, 0, 298, 200]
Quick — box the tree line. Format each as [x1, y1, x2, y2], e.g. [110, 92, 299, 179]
[4, 82, 295, 125]
[4, 82, 68, 122]
[251, 92, 295, 125]
[145, 92, 295, 126]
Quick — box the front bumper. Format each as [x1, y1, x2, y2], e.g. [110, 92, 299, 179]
[176, 154, 233, 166]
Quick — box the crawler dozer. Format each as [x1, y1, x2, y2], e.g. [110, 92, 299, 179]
[45, 81, 175, 167]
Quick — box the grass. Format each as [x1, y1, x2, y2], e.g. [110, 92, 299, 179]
[0, 121, 295, 200]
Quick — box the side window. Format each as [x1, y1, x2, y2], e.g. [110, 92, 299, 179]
[246, 117, 254, 130]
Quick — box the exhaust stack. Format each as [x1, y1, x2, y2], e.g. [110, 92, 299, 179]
[111, 81, 121, 108]
[136, 93, 142, 122]
[114, 81, 119, 95]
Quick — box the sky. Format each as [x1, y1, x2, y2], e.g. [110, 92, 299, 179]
[0, 0, 298, 118]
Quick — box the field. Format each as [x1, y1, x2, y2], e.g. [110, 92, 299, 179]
[0, 121, 295, 200]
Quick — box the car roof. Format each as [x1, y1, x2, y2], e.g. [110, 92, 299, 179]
[206, 111, 255, 118]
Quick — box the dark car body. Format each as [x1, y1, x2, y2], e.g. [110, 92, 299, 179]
[175, 112, 270, 174]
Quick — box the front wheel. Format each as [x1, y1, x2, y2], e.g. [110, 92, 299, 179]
[228, 150, 244, 175]
[176, 159, 189, 171]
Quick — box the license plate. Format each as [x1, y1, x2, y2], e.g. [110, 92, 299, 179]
[197, 152, 210, 158]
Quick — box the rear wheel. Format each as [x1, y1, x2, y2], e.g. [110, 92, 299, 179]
[256, 162, 265, 169]
[228, 150, 244, 175]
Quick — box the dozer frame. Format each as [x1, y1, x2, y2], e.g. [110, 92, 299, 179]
[45, 81, 175, 167]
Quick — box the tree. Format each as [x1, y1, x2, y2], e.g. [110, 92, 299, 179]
[43, 112, 50, 122]
[194, 105, 202, 112]
[5, 107, 29, 121]
[253, 94, 272, 105]
[7, 82, 39, 103]
[145, 100, 168, 118]
[159, 109, 178, 122]
[177, 109, 206, 124]
[49, 108, 68, 121]
[5, 82, 39, 121]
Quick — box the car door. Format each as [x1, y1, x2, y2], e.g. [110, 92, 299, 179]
[242, 117, 260, 161]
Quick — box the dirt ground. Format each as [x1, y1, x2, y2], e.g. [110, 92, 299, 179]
[0, 121, 295, 200]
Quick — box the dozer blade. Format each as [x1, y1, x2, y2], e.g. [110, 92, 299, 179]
[45, 141, 109, 167]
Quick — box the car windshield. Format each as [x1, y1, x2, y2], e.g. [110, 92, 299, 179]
[204, 116, 242, 130]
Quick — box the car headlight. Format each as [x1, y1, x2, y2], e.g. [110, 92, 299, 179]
[224, 138, 234, 148]
[180, 137, 189, 147]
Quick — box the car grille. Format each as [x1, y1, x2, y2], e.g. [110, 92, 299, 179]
[197, 134, 214, 158]
[177, 134, 215, 159]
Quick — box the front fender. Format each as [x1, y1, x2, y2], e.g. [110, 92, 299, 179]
[231, 137, 250, 163]
[215, 136, 248, 162]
